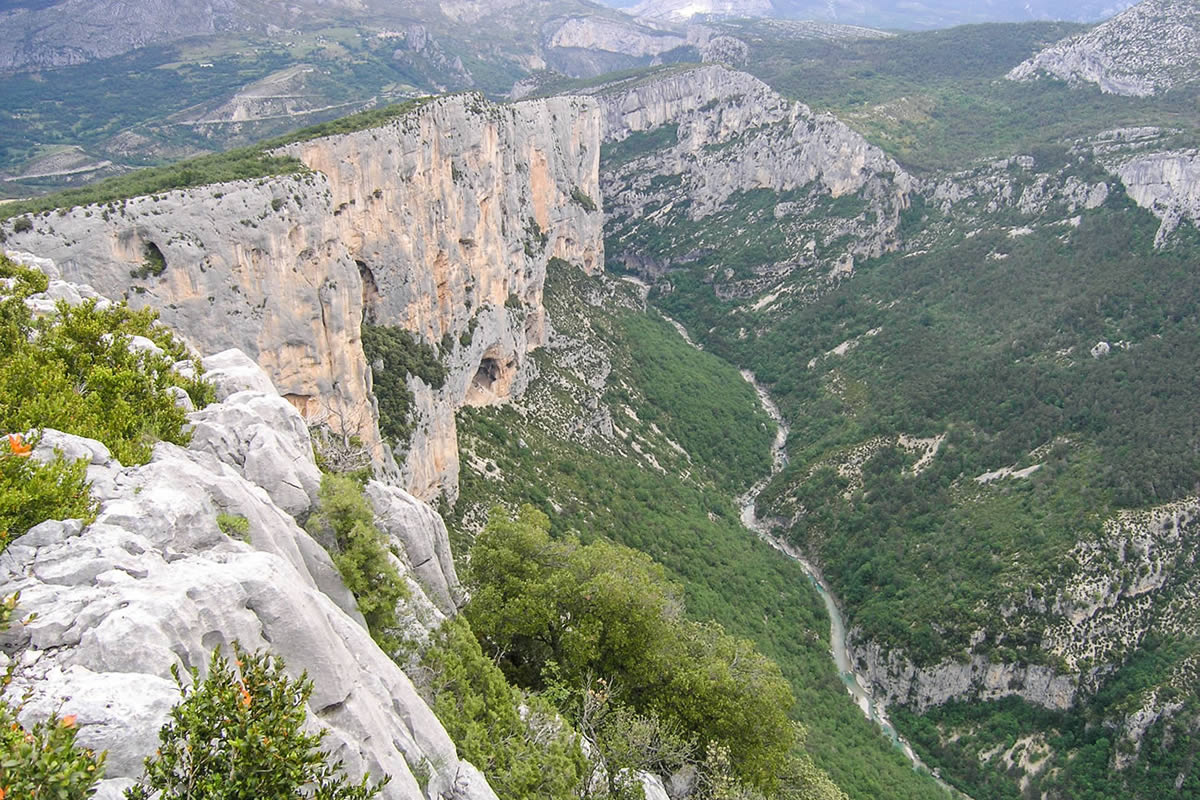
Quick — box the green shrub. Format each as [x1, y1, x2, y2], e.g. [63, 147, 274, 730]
[570, 187, 598, 213]
[360, 324, 446, 450]
[129, 242, 166, 280]
[420, 617, 586, 800]
[465, 506, 796, 794]
[0, 253, 213, 466]
[125, 645, 384, 800]
[0, 434, 94, 553]
[0, 150, 306, 223]
[306, 474, 408, 654]
[0, 699, 106, 799]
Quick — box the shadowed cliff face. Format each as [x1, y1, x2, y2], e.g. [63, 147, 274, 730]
[5, 92, 604, 501]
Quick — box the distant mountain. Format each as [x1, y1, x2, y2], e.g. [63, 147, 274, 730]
[614, 0, 1136, 28]
[0, 0, 684, 74]
[0, 0, 695, 191]
[1008, 0, 1200, 95]
[0, 0, 365, 72]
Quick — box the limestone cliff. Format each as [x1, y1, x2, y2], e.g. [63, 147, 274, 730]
[5, 92, 604, 501]
[846, 496, 1200, 723]
[1111, 149, 1200, 244]
[1007, 0, 1200, 96]
[591, 65, 910, 300]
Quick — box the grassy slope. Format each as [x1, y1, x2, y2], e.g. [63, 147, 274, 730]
[455, 261, 949, 800]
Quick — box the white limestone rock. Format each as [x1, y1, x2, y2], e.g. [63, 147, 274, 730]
[1008, 0, 1200, 96]
[592, 65, 911, 282]
[2, 423, 496, 800]
[1113, 150, 1200, 245]
[188, 383, 322, 516]
[847, 632, 1079, 713]
[201, 348, 280, 400]
[366, 480, 463, 616]
[641, 772, 672, 800]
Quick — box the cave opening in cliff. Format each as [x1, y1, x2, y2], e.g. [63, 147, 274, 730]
[140, 241, 167, 278]
[474, 357, 500, 393]
[357, 260, 380, 323]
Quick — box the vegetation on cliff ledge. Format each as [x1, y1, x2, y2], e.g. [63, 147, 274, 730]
[0, 99, 427, 224]
[0, 253, 213, 551]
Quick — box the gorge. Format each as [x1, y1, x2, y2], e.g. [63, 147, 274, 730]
[4, 4, 1200, 798]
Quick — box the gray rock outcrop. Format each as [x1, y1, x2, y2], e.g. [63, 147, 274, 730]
[1113, 149, 1200, 244]
[187, 379, 323, 517]
[2, 261, 496, 797]
[1008, 0, 1200, 96]
[545, 16, 687, 57]
[367, 481, 463, 616]
[592, 65, 910, 289]
[848, 634, 1079, 713]
[2, 350, 497, 800]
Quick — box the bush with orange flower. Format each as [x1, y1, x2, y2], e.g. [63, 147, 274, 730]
[0, 253, 213, 467]
[0, 432, 94, 553]
[0, 594, 106, 799]
[0, 703, 106, 799]
[125, 644, 386, 800]
[0, 253, 213, 554]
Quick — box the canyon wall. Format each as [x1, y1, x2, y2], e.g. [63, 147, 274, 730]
[6, 92, 604, 500]
[592, 65, 910, 292]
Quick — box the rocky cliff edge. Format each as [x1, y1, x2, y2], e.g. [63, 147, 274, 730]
[0, 257, 489, 800]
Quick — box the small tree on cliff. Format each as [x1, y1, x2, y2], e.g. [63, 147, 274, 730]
[126, 644, 386, 800]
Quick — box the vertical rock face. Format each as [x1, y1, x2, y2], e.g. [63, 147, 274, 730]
[5, 92, 604, 500]
[592, 65, 910, 294]
[1113, 150, 1200, 244]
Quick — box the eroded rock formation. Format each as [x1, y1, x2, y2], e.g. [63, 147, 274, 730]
[0, 259, 493, 798]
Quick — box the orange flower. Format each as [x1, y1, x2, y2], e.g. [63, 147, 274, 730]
[1, 785, 7, 800]
[60, 715, 77, 729]
[240, 686, 252, 708]
[6, 434, 31, 457]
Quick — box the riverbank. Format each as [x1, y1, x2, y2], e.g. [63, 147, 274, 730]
[735, 367, 968, 797]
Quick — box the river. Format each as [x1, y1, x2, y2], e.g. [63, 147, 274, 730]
[735, 369, 969, 796]
[636, 282, 963, 792]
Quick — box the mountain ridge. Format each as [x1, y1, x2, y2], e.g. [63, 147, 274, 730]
[1008, 0, 1200, 95]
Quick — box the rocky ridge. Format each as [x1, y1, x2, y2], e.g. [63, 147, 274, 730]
[1, 256, 493, 800]
[628, 0, 772, 23]
[592, 65, 911, 295]
[1008, 0, 1200, 96]
[836, 486, 1200, 728]
[4, 91, 604, 502]
[919, 127, 1200, 247]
